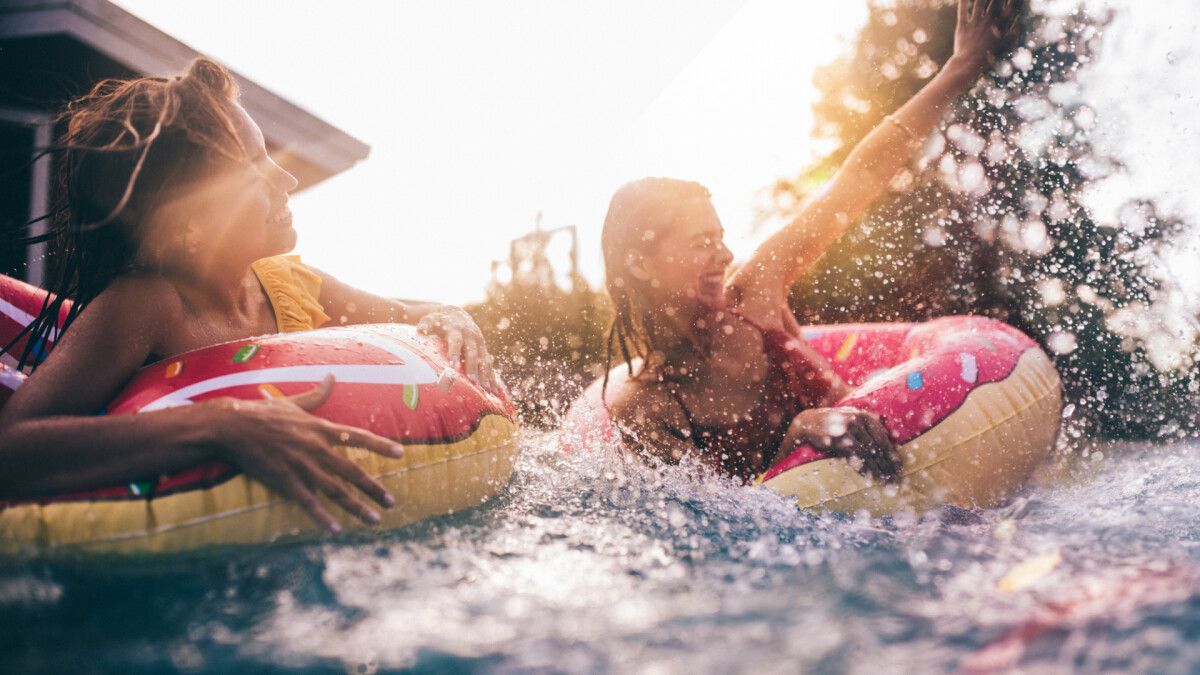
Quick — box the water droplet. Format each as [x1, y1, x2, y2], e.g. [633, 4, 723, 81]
[1047, 331, 1077, 355]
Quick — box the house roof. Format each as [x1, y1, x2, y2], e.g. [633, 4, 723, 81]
[0, 0, 370, 190]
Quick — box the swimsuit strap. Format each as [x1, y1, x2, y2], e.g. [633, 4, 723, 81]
[663, 378, 706, 441]
[654, 313, 831, 479]
[662, 312, 773, 441]
[730, 311, 769, 334]
[251, 255, 331, 333]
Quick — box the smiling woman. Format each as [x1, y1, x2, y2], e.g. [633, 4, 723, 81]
[145, 104, 301, 281]
[0, 57, 502, 535]
[591, 0, 1032, 489]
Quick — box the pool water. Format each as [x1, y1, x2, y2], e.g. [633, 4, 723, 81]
[4, 432, 1200, 673]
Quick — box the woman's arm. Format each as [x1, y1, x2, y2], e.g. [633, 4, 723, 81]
[0, 279, 402, 532]
[312, 268, 500, 392]
[730, 0, 1023, 326]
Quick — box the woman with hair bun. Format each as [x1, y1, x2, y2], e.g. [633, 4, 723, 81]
[0, 57, 498, 532]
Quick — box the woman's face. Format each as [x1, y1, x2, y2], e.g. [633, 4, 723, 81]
[154, 104, 299, 275]
[633, 196, 733, 316]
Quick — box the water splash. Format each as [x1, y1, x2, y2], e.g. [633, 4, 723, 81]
[4, 433, 1200, 673]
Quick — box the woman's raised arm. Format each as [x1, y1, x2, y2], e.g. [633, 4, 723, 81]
[730, 0, 1023, 325]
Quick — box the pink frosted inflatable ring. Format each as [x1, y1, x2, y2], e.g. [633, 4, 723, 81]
[565, 317, 1062, 515]
[0, 282, 521, 556]
[0, 275, 57, 419]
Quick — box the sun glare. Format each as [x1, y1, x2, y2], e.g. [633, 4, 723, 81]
[112, 0, 868, 304]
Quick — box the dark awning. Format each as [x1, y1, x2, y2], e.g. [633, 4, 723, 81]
[0, 0, 370, 191]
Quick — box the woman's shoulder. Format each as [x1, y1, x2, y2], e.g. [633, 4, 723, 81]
[724, 267, 794, 333]
[101, 273, 183, 308]
[609, 375, 688, 428]
[607, 374, 699, 463]
[82, 274, 186, 332]
[27, 275, 184, 392]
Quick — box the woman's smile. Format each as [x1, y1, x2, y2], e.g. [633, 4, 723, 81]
[266, 202, 293, 228]
[699, 268, 726, 301]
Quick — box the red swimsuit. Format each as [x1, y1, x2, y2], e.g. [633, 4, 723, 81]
[666, 317, 838, 481]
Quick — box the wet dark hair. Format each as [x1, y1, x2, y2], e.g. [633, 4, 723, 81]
[11, 57, 245, 370]
[600, 177, 712, 394]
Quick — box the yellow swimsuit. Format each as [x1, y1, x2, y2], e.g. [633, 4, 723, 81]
[250, 255, 330, 333]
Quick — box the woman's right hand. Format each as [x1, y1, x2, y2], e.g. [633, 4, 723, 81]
[416, 306, 501, 394]
[782, 407, 902, 482]
[201, 374, 404, 532]
[951, 0, 1024, 73]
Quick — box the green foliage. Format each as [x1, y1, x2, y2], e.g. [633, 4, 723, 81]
[466, 264, 610, 429]
[768, 0, 1197, 439]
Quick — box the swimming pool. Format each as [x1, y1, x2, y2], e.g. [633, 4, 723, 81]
[3, 431, 1199, 673]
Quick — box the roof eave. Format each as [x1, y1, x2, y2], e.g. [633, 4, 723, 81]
[0, 0, 370, 190]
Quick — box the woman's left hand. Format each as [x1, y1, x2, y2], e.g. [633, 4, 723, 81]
[417, 307, 501, 393]
[782, 407, 902, 482]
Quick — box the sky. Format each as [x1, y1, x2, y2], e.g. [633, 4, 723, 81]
[110, 0, 867, 304]
[110, 0, 1200, 309]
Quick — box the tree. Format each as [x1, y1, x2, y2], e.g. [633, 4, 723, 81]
[767, 0, 1196, 439]
[466, 224, 610, 428]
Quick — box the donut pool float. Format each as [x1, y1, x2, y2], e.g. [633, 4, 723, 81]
[0, 273, 68, 372]
[564, 316, 1061, 515]
[0, 274, 55, 410]
[0, 276, 520, 556]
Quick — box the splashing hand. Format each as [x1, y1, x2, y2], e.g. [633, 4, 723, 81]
[784, 407, 902, 482]
[952, 0, 1024, 73]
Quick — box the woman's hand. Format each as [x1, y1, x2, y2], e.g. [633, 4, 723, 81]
[416, 306, 501, 393]
[783, 407, 902, 482]
[952, 0, 1024, 73]
[309, 268, 501, 393]
[203, 374, 404, 532]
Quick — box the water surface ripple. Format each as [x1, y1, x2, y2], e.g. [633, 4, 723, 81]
[4, 434, 1200, 674]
